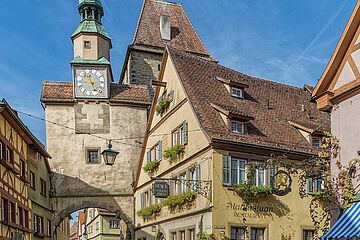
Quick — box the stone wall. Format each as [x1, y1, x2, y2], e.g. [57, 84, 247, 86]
[45, 102, 147, 228]
[129, 50, 162, 86]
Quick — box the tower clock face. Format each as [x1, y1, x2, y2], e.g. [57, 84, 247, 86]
[74, 68, 108, 98]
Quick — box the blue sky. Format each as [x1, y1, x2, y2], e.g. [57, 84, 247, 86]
[0, 0, 357, 143]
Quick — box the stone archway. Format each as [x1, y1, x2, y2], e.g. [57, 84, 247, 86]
[52, 195, 135, 240]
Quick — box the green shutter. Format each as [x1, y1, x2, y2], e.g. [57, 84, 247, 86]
[146, 151, 150, 163]
[159, 141, 162, 160]
[222, 156, 231, 185]
[183, 122, 188, 145]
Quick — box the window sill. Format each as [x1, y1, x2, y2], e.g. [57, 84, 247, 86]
[1, 161, 20, 175]
[34, 232, 47, 237]
[1, 220, 30, 232]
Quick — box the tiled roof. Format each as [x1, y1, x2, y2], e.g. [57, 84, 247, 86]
[41, 81, 150, 104]
[133, 0, 209, 56]
[167, 47, 330, 154]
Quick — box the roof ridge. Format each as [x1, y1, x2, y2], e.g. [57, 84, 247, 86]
[179, 3, 209, 55]
[169, 46, 306, 92]
[132, 0, 147, 44]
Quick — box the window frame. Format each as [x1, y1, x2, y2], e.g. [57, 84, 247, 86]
[250, 227, 265, 240]
[40, 178, 47, 197]
[311, 136, 322, 149]
[231, 121, 245, 134]
[231, 226, 246, 240]
[147, 141, 162, 163]
[172, 122, 188, 146]
[231, 87, 244, 99]
[110, 219, 120, 229]
[231, 158, 247, 185]
[223, 156, 271, 187]
[86, 148, 101, 164]
[190, 166, 200, 192]
[306, 176, 324, 193]
[17, 206, 23, 226]
[179, 172, 187, 193]
[303, 229, 315, 240]
[1, 198, 8, 223]
[9, 201, 15, 224]
[6, 147, 13, 163]
[30, 171, 36, 189]
[20, 159, 26, 178]
[0, 140, 4, 161]
[84, 41, 91, 49]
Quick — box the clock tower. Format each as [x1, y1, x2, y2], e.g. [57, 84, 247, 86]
[71, 0, 112, 98]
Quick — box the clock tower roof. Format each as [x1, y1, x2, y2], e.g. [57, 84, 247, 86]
[71, 20, 111, 41]
[78, 0, 103, 8]
[71, 56, 110, 65]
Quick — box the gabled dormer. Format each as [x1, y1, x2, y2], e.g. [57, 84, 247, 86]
[289, 121, 324, 149]
[216, 76, 249, 99]
[211, 103, 254, 134]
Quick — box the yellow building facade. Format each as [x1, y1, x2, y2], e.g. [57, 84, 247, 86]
[134, 48, 330, 240]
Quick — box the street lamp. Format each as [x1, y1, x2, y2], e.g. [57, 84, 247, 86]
[101, 140, 119, 166]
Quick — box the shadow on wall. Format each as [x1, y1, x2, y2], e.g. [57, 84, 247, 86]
[51, 173, 135, 235]
[228, 194, 291, 223]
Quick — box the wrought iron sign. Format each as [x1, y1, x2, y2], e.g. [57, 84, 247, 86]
[151, 177, 212, 200]
[270, 170, 292, 196]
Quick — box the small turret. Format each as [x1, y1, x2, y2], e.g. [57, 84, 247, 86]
[71, 0, 112, 61]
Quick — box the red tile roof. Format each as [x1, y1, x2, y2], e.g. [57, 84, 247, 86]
[133, 0, 209, 56]
[41, 81, 150, 104]
[167, 47, 330, 154]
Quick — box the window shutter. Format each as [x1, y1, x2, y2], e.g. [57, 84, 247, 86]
[146, 151, 150, 163]
[183, 122, 188, 145]
[159, 141, 162, 161]
[222, 155, 231, 185]
[140, 193, 145, 209]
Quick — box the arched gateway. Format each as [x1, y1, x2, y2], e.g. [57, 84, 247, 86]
[40, 0, 151, 239]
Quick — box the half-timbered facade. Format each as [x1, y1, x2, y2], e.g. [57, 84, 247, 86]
[0, 99, 50, 240]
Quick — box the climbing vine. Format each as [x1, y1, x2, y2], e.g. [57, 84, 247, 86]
[246, 132, 360, 239]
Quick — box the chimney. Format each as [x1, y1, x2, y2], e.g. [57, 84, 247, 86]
[160, 14, 171, 40]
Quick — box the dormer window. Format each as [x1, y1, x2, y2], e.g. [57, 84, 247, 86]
[231, 121, 245, 134]
[312, 136, 322, 148]
[160, 15, 171, 41]
[232, 87, 244, 99]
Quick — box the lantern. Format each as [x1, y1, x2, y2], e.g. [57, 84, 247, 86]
[101, 141, 119, 166]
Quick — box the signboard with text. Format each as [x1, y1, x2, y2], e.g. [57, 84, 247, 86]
[153, 181, 170, 198]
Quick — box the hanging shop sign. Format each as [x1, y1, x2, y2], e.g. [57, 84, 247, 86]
[270, 170, 292, 196]
[153, 181, 170, 198]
